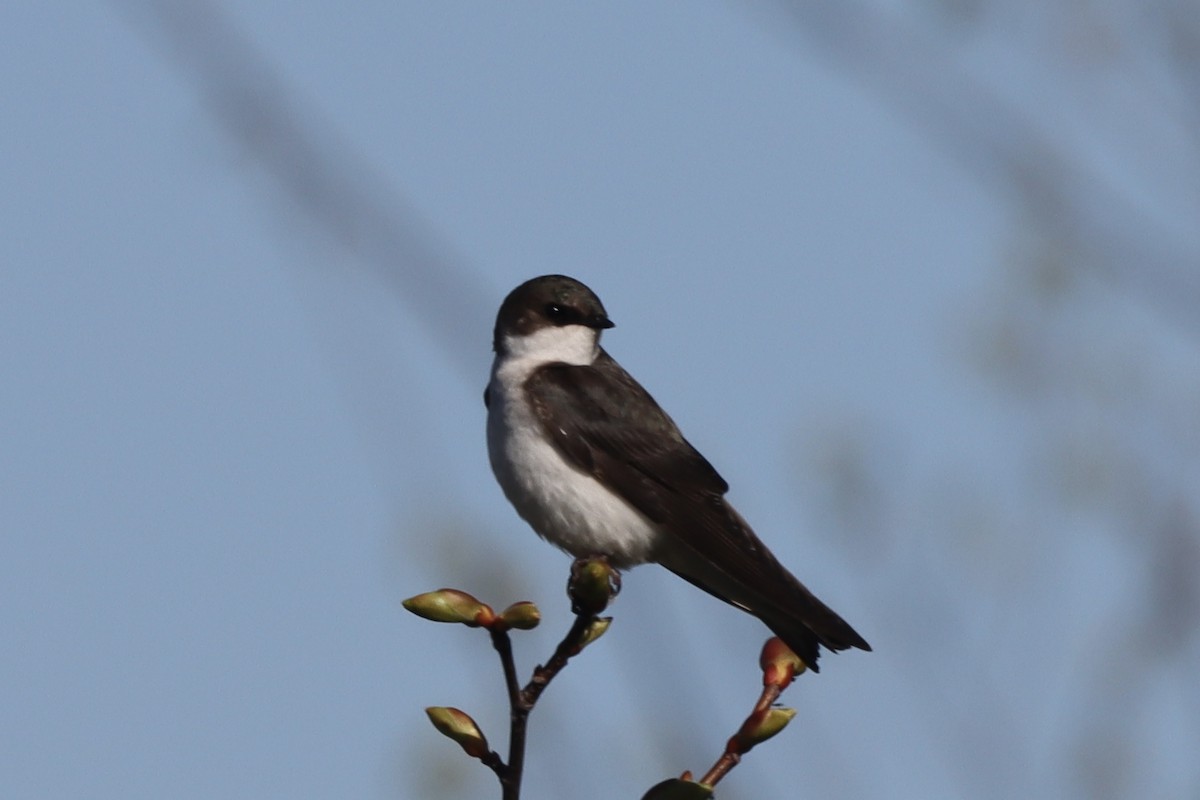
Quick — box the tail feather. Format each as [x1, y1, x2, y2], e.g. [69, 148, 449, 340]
[763, 600, 871, 673]
[663, 557, 871, 672]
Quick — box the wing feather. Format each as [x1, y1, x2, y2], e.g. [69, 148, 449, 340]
[524, 351, 870, 664]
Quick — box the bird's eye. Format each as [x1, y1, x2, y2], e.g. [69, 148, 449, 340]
[544, 303, 574, 322]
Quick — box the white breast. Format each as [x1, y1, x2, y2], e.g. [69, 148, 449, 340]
[486, 328, 661, 567]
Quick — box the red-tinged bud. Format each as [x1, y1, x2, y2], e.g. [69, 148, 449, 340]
[759, 637, 806, 689]
[568, 557, 621, 615]
[730, 706, 797, 754]
[425, 706, 491, 759]
[498, 601, 542, 630]
[403, 589, 496, 627]
[638, 777, 714, 799]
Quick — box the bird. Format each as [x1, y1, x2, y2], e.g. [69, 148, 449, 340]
[484, 274, 870, 670]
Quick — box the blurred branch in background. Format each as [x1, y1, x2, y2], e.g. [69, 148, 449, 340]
[114, 0, 491, 377]
[107, 1, 1200, 797]
[112, 0, 500, 529]
[753, 2, 1200, 798]
[755, 0, 1200, 334]
[110, 4, 728, 797]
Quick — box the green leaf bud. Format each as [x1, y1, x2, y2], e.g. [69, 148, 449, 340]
[403, 589, 495, 627]
[424, 706, 490, 759]
[499, 601, 542, 630]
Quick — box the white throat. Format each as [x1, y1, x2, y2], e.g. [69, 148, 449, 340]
[499, 324, 599, 368]
[487, 321, 659, 567]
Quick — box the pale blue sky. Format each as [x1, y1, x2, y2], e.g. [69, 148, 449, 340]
[3, 3, 1198, 799]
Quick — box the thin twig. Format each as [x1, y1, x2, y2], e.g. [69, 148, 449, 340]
[483, 561, 613, 800]
[699, 681, 783, 787]
[523, 613, 596, 707]
[488, 627, 525, 798]
[698, 639, 799, 789]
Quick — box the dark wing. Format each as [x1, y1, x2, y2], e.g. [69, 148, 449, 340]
[525, 351, 726, 520]
[525, 351, 870, 665]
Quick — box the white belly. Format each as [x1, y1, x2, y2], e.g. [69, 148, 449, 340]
[486, 369, 661, 568]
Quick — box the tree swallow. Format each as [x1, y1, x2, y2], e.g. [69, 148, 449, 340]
[485, 275, 870, 670]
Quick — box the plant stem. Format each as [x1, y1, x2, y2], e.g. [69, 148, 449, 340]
[489, 628, 525, 799]
[489, 610, 600, 799]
